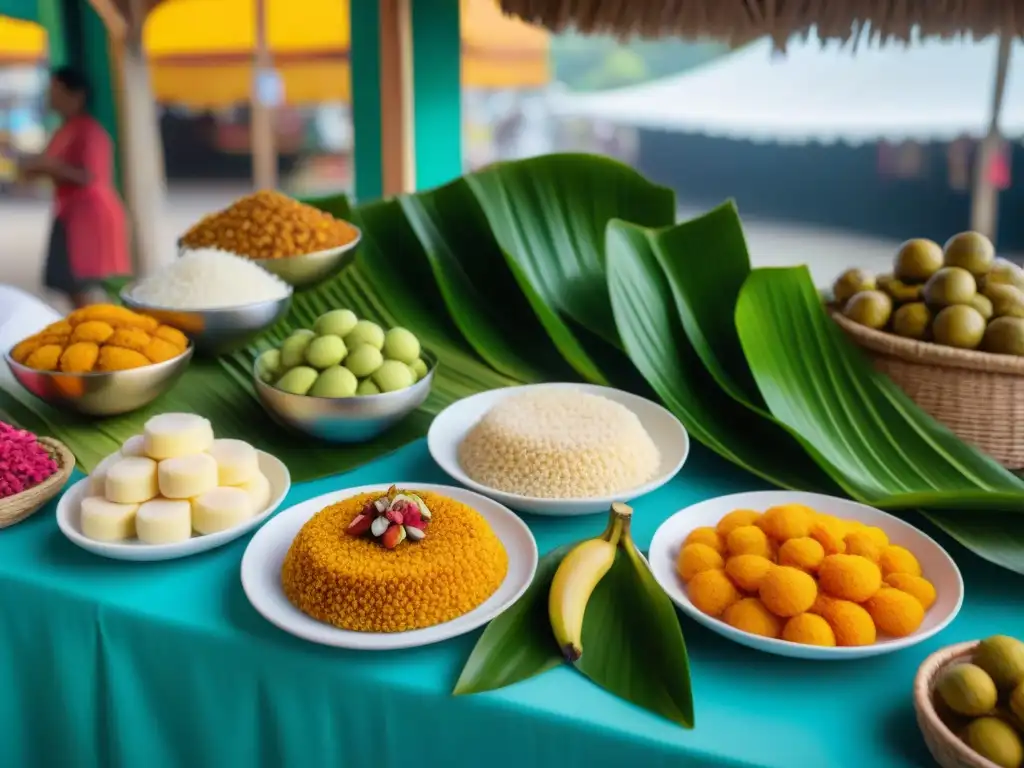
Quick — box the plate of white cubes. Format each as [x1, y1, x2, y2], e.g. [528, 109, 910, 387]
[56, 412, 291, 561]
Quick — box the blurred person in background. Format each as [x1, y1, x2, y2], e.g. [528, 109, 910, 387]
[17, 66, 129, 308]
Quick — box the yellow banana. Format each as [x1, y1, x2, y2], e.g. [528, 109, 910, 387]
[548, 502, 633, 662]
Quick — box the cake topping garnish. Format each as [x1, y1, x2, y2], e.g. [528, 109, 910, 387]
[344, 485, 432, 548]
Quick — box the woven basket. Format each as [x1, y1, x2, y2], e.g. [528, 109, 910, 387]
[913, 641, 1005, 768]
[0, 437, 75, 529]
[832, 312, 1024, 470]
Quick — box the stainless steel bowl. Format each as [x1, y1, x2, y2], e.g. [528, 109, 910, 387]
[253, 353, 436, 443]
[120, 289, 292, 357]
[4, 345, 194, 417]
[251, 228, 361, 289]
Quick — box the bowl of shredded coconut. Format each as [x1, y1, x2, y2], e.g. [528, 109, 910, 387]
[121, 248, 293, 356]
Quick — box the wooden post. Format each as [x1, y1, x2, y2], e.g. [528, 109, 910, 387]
[251, 0, 277, 191]
[378, 0, 415, 195]
[970, 31, 1012, 241]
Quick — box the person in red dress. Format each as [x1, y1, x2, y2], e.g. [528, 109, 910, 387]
[18, 66, 131, 308]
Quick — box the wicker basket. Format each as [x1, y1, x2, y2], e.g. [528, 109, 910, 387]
[0, 437, 75, 529]
[913, 641, 1005, 768]
[832, 312, 1024, 470]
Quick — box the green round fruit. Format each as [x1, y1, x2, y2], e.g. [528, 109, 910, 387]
[344, 320, 385, 350]
[409, 358, 429, 381]
[256, 348, 282, 383]
[984, 259, 1024, 293]
[372, 359, 416, 393]
[832, 268, 876, 304]
[935, 663, 998, 716]
[975, 635, 1024, 691]
[986, 284, 1024, 319]
[309, 365, 358, 398]
[932, 305, 986, 349]
[964, 717, 1024, 768]
[970, 293, 994, 320]
[304, 334, 347, 370]
[983, 317, 1024, 357]
[382, 327, 421, 364]
[275, 366, 319, 396]
[344, 344, 384, 378]
[943, 231, 995, 277]
[314, 309, 358, 338]
[843, 290, 892, 330]
[892, 302, 931, 340]
[279, 333, 314, 369]
[894, 238, 944, 283]
[356, 378, 381, 396]
[923, 267, 977, 307]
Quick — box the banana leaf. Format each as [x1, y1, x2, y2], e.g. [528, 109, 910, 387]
[734, 267, 1024, 509]
[605, 219, 837, 493]
[464, 153, 677, 384]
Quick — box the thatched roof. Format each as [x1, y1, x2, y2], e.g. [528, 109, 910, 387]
[497, 0, 1024, 46]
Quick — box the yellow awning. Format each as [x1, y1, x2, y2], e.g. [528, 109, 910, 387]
[0, 15, 46, 62]
[144, 0, 550, 107]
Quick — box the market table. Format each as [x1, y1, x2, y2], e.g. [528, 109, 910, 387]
[1, 437, 1021, 768]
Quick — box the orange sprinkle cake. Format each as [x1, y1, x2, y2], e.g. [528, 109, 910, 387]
[281, 488, 508, 633]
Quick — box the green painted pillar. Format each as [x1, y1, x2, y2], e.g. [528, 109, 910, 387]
[410, 0, 462, 191]
[37, 0, 66, 67]
[350, 1, 383, 203]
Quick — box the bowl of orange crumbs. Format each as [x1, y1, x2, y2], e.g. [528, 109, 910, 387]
[4, 303, 193, 417]
[179, 190, 362, 289]
[647, 490, 964, 660]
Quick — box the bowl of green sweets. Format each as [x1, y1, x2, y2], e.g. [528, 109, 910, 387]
[253, 308, 436, 443]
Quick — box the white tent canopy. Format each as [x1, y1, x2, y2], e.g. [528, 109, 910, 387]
[553, 35, 1022, 145]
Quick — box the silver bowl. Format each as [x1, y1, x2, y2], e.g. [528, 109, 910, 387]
[120, 289, 292, 357]
[253, 353, 436, 443]
[250, 229, 361, 289]
[4, 345, 194, 417]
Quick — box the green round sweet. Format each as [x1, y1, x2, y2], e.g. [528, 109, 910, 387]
[382, 327, 421, 364]
[275, 366, 319, 396]
[279, 333, 314, 369]
[356, 378, 381, 396]
[314, 309, 358, 338]
[344, 320, 385, 351]
[409, 358, 428, 381]
[256, 349, 282, 383]
[345, 343, 384, 378]
[309, 365, 358, 398]
[372, 359, 415, 393]
[305, 334, 347, 370]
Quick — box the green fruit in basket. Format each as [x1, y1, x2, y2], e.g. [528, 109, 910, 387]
[314, 309, 358, 338]
[984, 259, 1024, 293]
[932, 305, 986, 350]
[289, 328, 317, 342]
[345, 344, 384, 378]
[894, 238, 944, 283]
[892, 302, 931, 340]
[884, 278, 923, 304]
[943, 231, 995, 277]
[305, 335, 347, 369]
[832, 268, 876, 304]
[924, 267, 977, 307]
[985, 284, 1024, 319]
[936, 663, 998, 716]
[344, 320, 385, 351]
[983, 317, 1024, 357]
[970, 293, 994, 320]
[409, 358, 428, 381]
[382, 327, 421, 364]
[843, 290, 892, 330]
[373, 360, 415, 393]
[309, 365, 358, 398]
[975, 636, 1024, 691]
[280, 333, 314, 369]
[964, 717, 1024, 768]
[256, 349, 282, 383]
[276, 366, 319, 396]
[356, 378, 381, 396]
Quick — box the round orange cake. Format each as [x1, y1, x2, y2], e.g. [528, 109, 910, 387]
[281, 490, 509, 632]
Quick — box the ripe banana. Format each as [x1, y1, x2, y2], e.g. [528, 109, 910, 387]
[548, 502, 633, 662]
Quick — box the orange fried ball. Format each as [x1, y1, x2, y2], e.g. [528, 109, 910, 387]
[180, 190, 359, 260]
[725, 554, 775, 592]
[878, 545, 922, 578]
[759, 566, 817, 618]
[684, 526, 725, 555]
[716, 509, 761, 537]
[689, 569, 741, 617]
[884, 573, 937, 610]
[723, 598, 782, 638]
[726, 525, 773, 559]
[863, 588, 925, 637]
[817, 554, 882, 603]
[811, 595, 877, 647]
[782, 613, 836, 647]
[777, 537, 825, 573]
[677, 543, 723, 583]
[758, 503, 814, 542]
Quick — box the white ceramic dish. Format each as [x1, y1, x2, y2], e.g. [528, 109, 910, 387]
[240, 482, 538, 650]
[57, 451, 290, 562]
[648, 490, 964, 660]
[427, 383, 689, 516]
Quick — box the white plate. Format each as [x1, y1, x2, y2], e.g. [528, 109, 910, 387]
[427, 383, 690, 516]
[240, 482, 539, 650]
[648, 490, 964, 660]
[57, 451, 291, 562]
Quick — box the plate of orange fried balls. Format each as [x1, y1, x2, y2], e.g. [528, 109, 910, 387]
[648, 491, 964, 659]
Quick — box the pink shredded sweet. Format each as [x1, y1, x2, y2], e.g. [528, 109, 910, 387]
[0, 421, 59, 499]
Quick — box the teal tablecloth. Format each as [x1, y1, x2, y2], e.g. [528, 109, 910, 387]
[1, 439, 1021, 768]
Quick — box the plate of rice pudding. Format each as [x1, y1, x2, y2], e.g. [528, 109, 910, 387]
[427, 383, 689, 516]
[241, 482, 538, 650]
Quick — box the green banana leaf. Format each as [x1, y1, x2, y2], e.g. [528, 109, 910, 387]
[924, 509, 1024, 573]
[734, 267, 1024, 510]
